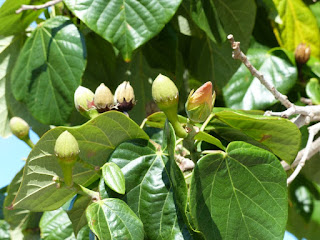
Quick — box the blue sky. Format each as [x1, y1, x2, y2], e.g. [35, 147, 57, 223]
[0, 0, 302, 239]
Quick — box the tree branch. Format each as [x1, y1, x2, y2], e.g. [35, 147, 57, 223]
[287, 122, 320, 184]
[16, 0, 62, 14]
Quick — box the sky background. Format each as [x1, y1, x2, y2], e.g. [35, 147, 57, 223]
[0, 0, 301, 239]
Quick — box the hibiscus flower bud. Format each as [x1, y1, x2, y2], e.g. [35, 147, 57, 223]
[114, 81, 135, 112]
[94, 83, 114, 112]
[74, 86, 99, 119]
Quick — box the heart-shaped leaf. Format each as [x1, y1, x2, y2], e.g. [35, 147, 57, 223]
[272, 0, 320, 58]
[213, 111, 301, 164]
[11, 16, 86, 125]
[86, 198, 144, 240]
[223, 46, 297, 110]
[109, 138, 191, 239]
[102, 162, 125, 195]
[40, 208, 75, 240]
[64, 0, 182, 61]
[306, 78, 320, 105]
[190, 141, 288, 239]
[12, 111, 148, 211]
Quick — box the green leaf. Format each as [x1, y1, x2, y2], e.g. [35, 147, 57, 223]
[308, 57, 320, 78]
[306, 78, 320, 105]
[109, 139, 192, 239]
[272, 0, 320, 58]
[194, 131, 226, 150]
[0, 220, 10, 240]
[64, 0, 182, 61]
[223, 46, 297, 110]
[190, 141, 288, 239]
[67, 195, 91, 237]
[102, 162, 125, 195]
[0, 0, 45, 36]
[40, 208, 74, 240]
[213, 110, 301, 164]
[86, 198, 144, 240]
[146, 111, 187, 129]
[11, 16, 86, 125]
[12, 111, 148, 211]
[187, 0, 257, 89]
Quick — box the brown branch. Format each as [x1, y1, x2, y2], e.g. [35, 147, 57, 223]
[16, 0, 62, 14]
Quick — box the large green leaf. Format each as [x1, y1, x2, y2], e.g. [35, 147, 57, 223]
[86, 198, 144, 240]
[109, 139, 192, 239]
[306, 78, 320, 105]
[0, 0, 45, 36]
[190, 141, 288, 239]
[12, 111, 148, 211]
[40, 208, 75, 240]
[64, 0, 182, 61]
[272, 0, 320, 58]
[187, 0, 256, 89]
[223, 46, 297, 110]
[212, 111, 301, 164]
[11, 16, 86, 125]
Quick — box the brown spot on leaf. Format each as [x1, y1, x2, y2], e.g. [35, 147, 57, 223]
[259, 134, 272, 142]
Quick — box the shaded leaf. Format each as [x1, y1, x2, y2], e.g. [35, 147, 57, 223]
[223, 46, 297, 110]
[102, 162, 125, 195]
[306, 78, 320, 104]
[109, 139, 192, 239]
[194, 131, 226, 150]
[86, 198, 144, 240]
[190, 141, 287, 239]
[0, 0, 45, 36]
[212, 110, 301, 164]
[0, 220, 10, 240]
[40, 208, 74, 240]
[11, 16, 86, 125]
[272, 0, 320, 58]
[12, 111, 148, 211]
[64, 0, 182, 60]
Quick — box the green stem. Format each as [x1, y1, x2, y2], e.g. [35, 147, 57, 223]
[183, 123, 200, 163]
[200, 112, 215, 132]
[88, 109, 99, 119]
[140, 118, 147, 129]
[167, 112, 188, 138]
[73, 183, 100, 202]
[24, 138, 35, 149]
[60, 163, 74, 187]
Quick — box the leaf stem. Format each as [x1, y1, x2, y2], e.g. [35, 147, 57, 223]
[200, 112, 215, 132]
[73, 183, 100, 202]
[24, 138, 35, 149]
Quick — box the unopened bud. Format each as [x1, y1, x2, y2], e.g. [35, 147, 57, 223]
[114, 81, 135, 111]
[295, 43, 311, 66]
[74, 86, 99, 119]
[152, 74, 187, 138]
[152, 74, 179, 110]
[94, 83, 114, 112]
[185, 82, 215, 122]
[54, 130, 79, 187]
[9, 117, 30, 140]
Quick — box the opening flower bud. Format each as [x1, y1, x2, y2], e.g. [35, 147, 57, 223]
[114, 81, 135, 111]
[54, 130, 80, 187]
[94, 83, 114, 112]
[185, 82, 215, 123]
[74, 86, 99, 119]
[152, 74, 187, 138]
[295, 43, 311, 66]
[9, 117, 30, 140]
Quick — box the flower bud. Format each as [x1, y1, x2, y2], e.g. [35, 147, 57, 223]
[114, 81, 135, 111]
[9, 117, 30, 140]
[74, 86, 99, 119]
[295, 43, 311, 66]
[185, 82, 215, 123]
[54, 130, 79, 187]
[152, 74, 179, 111]
[152, 74, 187, 138]
[94, 83, 114, 112]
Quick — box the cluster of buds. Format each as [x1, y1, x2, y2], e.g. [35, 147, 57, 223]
[74, 81, 136, 119]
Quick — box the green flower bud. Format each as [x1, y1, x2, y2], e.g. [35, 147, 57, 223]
[9, 117, 30, 140]
[54, 130, 80, 187]
[94, 83, 114, 112]
[114, 81, 135, 111]
[185, 82, 215, 123]
[152, 74, 179, 111]
[74, 86, 99, 119]
[152, 74, 187, 138]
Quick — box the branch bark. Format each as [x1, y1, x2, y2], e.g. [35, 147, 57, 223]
[16, 0, 62, 14]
